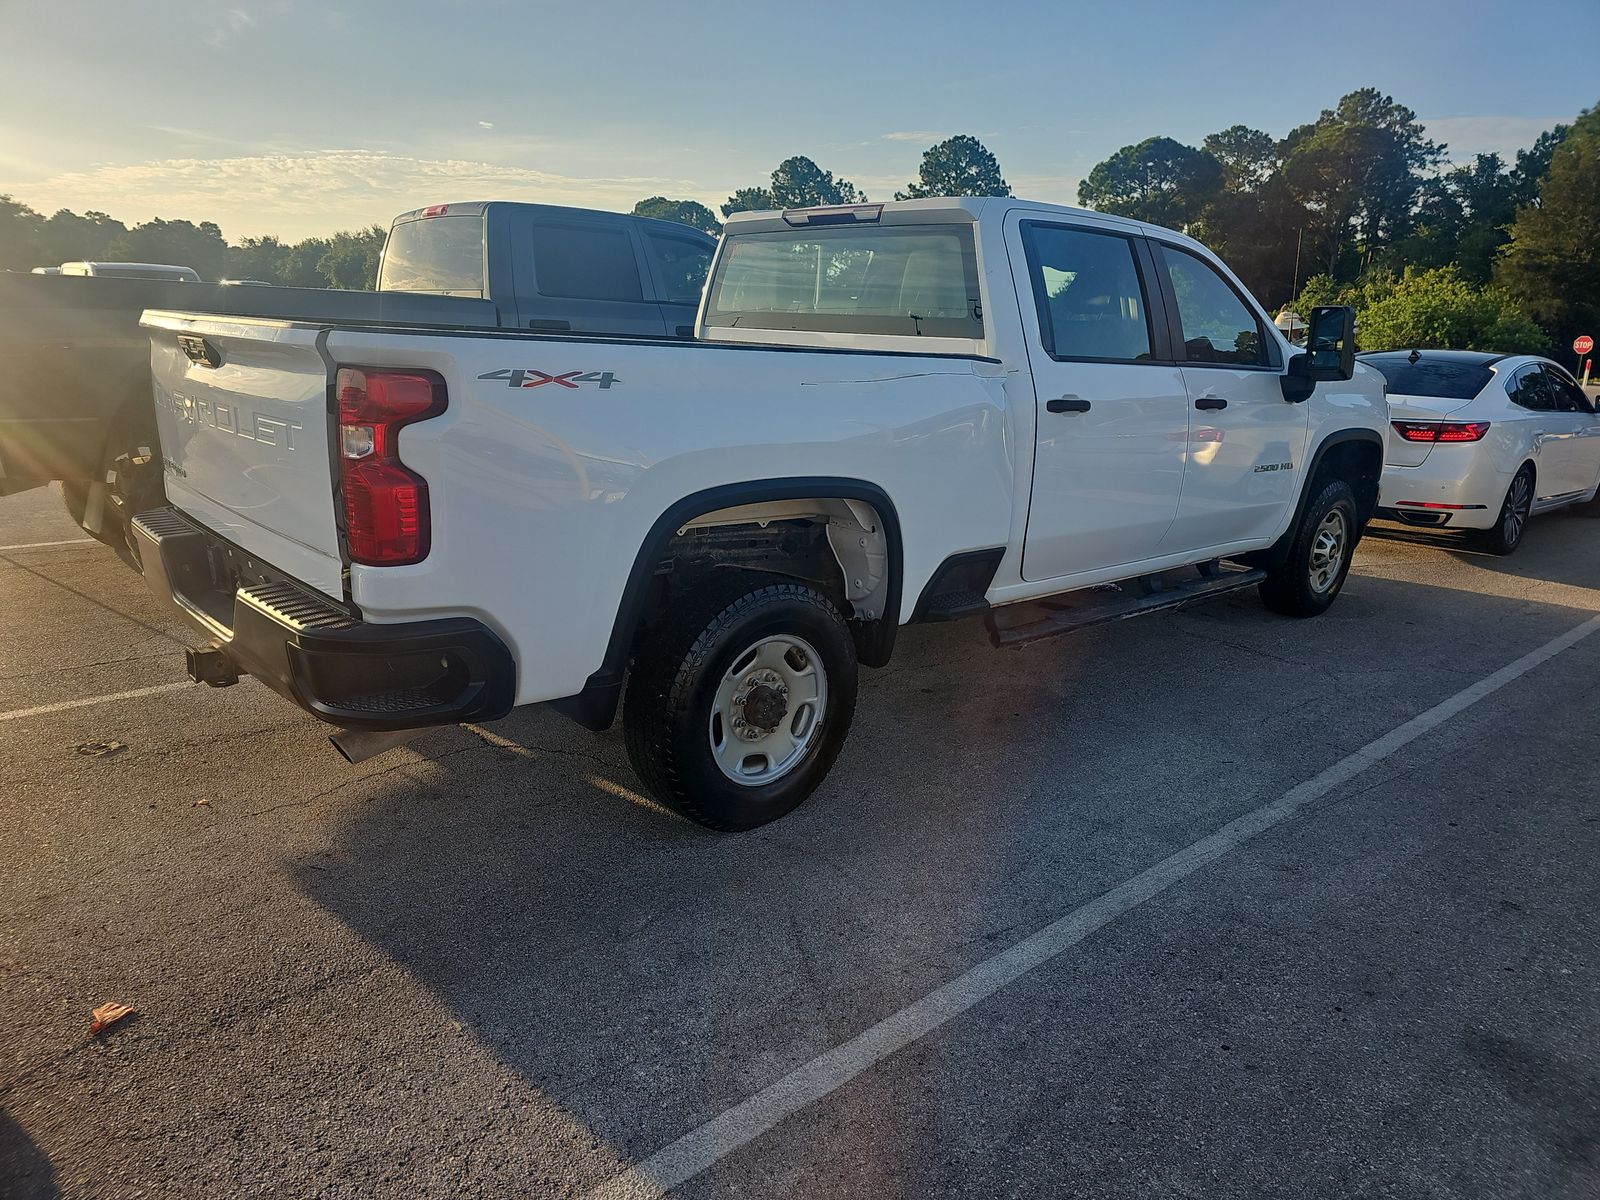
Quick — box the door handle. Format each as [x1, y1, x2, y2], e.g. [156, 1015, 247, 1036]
[1195, 396, 1228, 410]
[1047, 396, 1091, 413]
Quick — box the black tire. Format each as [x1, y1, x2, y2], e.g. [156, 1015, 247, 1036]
[1259, 478, 1359, 617]
[1474, 465, 1534, 555]
[623, 573, 858, 832]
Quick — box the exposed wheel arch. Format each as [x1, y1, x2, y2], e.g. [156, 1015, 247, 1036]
[548, 477, 903, 732]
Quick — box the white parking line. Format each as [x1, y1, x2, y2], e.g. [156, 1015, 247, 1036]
[0, 538, 96, 552]
[587, 611, 1600, 1200]
[0, 682, 191, 723]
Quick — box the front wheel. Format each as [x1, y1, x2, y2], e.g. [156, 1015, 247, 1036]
[623, 574, 858, 831]
[1259, 479, 1358, 617]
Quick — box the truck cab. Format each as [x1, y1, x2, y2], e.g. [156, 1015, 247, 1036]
[379, 201, 716, 338]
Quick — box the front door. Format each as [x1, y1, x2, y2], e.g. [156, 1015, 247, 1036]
[1152, 241, 1309, 551]
[1540, 365, 1600, 499]
[1011, 217, 1189, 581]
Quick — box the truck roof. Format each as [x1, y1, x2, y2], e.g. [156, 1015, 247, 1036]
[721, 196, 1203, 250]
[388, 200, 716, 242]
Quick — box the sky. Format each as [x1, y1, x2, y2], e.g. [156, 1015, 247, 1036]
[0, 0, 1594, 242]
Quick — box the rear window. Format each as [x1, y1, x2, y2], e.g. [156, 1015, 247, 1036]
[704, 224, 982, 339]
[378, 216, 485, 296]
[1360, 355, 1494, 400]
[530, 223, 642, 302]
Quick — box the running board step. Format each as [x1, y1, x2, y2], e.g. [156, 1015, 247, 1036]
[986, 563, 1266, 647]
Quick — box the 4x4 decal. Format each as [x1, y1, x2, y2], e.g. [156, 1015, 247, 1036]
[477, 369, 621, 390]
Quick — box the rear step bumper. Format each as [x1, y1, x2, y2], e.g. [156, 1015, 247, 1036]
[132, 507, 515, 731]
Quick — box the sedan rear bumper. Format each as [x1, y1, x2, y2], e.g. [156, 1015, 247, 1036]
[1379, 453, 1509, 530]
[133, 506, 516, 730]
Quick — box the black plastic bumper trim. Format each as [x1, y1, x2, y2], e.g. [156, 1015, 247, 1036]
[133, 507, 516, 731]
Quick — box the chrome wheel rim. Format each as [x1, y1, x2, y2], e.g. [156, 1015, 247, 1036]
[708, 634, 828, 786]
[1308, 509, 1348, 594]
[1503, 473, 1532, 545]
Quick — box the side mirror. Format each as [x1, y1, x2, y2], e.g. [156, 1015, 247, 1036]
[1281, 305, 1355, 403]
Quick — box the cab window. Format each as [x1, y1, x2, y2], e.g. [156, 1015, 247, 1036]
[1158, 244, 1267, 367]
[531, 222, 643, 302]
[1022, 224, 1154, 362]
[645, 231, 713, 306]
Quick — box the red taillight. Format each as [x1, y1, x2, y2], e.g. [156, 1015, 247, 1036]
[336, 367, 446, 565]
[421, 203, 449, 218]
[1392, 420, 1491, 443]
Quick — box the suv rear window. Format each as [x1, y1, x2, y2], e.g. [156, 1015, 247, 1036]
[378, 216, 485, 296]
[704, 224, 982, 339]
[1360, 355, 1494, 400]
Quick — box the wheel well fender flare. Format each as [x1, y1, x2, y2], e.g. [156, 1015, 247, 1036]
[1254, 428, 1384, 569]
[549, 477, 903, 731]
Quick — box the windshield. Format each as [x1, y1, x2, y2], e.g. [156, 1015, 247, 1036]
[704, 223, 982, 338]
[377, 215, 485, 296]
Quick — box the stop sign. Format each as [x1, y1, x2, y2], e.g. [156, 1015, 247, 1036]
[1575, 334, 1595, 356]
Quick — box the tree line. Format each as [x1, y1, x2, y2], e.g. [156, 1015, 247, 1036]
[1073, 90, 1598, 358]
[2, 103, 1595, 358]
[0, 197, 386, 289]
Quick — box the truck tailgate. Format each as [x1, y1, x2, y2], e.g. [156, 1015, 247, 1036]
[143, 312, 343, 598]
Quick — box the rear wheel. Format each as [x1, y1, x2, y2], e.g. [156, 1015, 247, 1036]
[1475, 465, 1534, 555]
[1259, 479, 1357, 617]
[623, 574, 858, 831]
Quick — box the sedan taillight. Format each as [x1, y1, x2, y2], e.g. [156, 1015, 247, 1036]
[336, 367, 446, 566]
[1392, 420, 1491, 443]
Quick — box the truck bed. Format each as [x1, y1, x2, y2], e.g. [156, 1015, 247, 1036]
[0, 272, 500, 492]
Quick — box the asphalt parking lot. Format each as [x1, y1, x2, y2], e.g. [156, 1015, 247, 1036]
[2, 485, 1598, 1200]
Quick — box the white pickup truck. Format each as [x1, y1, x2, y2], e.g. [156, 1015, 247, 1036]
[136, 197, 1385, 830]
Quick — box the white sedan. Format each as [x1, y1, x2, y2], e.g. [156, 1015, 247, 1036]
[1362, 350, 1600, 554]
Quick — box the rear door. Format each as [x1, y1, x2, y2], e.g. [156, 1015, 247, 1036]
[143, 314, 344, 598]
[640, 226, 715, 338]
[1151, 240, 1308, 551]
[1009, 215, 1189, 581]
[511, 214, 666, 336]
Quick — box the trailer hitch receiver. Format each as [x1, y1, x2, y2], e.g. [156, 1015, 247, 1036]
[186, 644, 241, 687]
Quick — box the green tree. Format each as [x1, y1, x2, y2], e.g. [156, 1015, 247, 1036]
[0, 195, 45, 269]
[895, 134, 1009, 199]
[1202, 125, 1278, 192]
[721, 186, 775, 218]
[1278, 88, 1442, 278]
[631, 196, 721, 234]
[769, 155, 864, 207]
[1297, 266, 1545, 354]
[108, 217, 229, 280]
[1496, 103, 1600, 352]
[723, 155, 864, 217]
[1077, 136, 1222, 230]
[226, 235, 292, 282]
[316, 225, 386, 289]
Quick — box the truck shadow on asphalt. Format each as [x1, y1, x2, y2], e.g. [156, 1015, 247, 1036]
[285, 518, 1600, 1184]
[0, 1112, 58, 1200]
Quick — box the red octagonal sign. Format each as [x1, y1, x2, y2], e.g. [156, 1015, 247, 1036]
[1575, 334, 1595, 356]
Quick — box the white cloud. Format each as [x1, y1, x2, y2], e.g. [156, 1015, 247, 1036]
[1421, 115, 1569, 162]
[477, 121, 494, 130]
[11, 150, 717, 240]
[881, 131, 949, 143]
